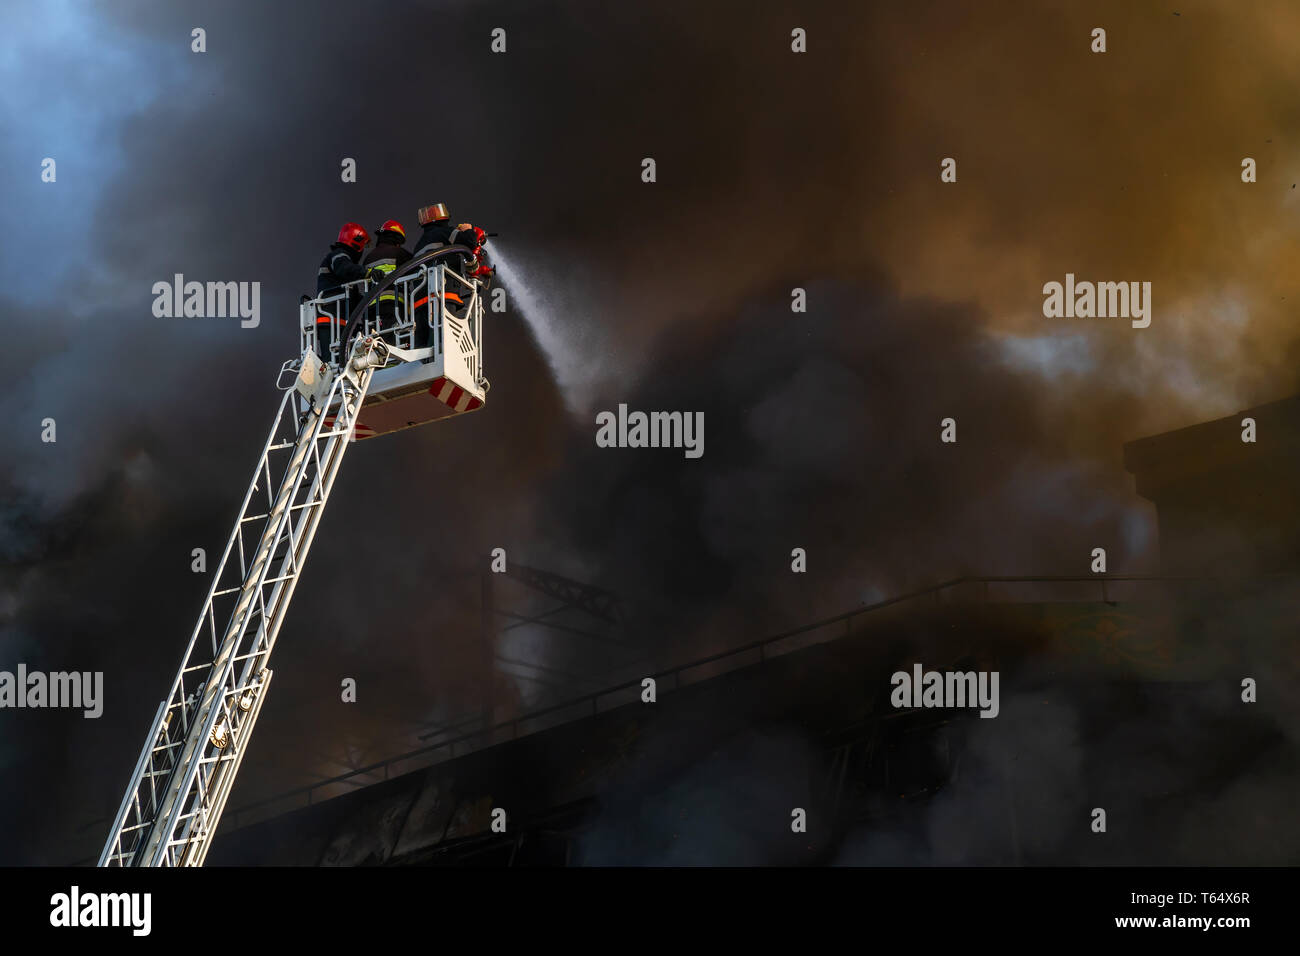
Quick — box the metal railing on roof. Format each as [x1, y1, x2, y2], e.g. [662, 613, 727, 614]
[212, 571, 1297, 831]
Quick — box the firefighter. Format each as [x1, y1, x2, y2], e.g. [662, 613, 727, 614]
[317, 222, 374, 295]
[411, 203, 485, 349]
[363, 219, 412, 344]
[467, 246, 494, 291]
[315, 222, 378, 364]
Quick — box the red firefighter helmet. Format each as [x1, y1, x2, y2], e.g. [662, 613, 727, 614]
[377, 219, 405, 240]
[336, 222, 370, 252]
[417, 203, 450, 226]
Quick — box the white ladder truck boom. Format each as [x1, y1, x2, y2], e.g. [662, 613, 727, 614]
[100, 246, 488, 866]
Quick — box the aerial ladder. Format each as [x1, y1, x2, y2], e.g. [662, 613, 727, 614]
[99, 246, 488, 866]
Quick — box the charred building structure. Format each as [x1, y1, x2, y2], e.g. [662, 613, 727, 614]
[202, 398, 1300, 867]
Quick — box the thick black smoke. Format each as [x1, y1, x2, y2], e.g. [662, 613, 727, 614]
[3, 0, 1299, 865]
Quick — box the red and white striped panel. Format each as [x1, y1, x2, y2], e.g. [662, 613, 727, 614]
[428, 376, 483, 413]
[322, 415, 377, 440]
